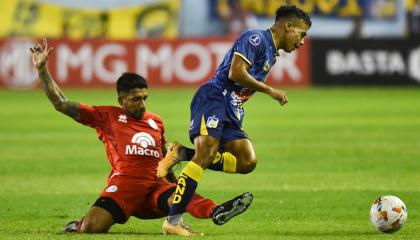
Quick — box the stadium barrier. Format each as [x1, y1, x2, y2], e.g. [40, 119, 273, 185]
[311, 39, 420, 85]
[0, 37, 310, 89]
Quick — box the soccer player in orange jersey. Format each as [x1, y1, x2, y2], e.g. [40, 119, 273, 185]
[30, 38, 253, 235]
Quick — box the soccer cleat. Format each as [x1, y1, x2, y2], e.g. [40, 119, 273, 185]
[211, 192, 253, 225]
[63, 220, 79, 233]
[157, 142, 185, 178]
[162, 219, 204, 236]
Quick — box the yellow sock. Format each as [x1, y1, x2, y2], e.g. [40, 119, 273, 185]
[181, 161, 204, 182]
[221, 152, 237, 173]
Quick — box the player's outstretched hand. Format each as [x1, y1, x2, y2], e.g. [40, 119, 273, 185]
[30, 38, 53, 70]
[267, 87, 288, 106]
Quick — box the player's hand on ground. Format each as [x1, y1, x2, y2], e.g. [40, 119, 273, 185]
[30, 38, 53, 70]
[267, 87, 288, 106]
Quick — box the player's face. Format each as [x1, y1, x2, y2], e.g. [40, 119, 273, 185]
[283, 19, 308, 53]
[119, 88, 148, 119]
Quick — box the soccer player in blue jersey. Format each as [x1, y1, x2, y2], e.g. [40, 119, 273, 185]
[158, 5, 311, 236]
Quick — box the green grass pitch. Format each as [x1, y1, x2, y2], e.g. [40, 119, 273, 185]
[0, 87, 419, 239]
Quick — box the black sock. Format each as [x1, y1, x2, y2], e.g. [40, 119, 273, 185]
[179, 147, 224, 171]
[180, 146, 195, 161]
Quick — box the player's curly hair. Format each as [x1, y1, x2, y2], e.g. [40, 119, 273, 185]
[275, 5, 312, 28]
[116, 72, 148, 95]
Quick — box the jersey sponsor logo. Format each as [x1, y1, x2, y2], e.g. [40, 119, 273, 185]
[105, 185, 118, 193]
[131, 132, 155, 147]
[189, 119, 194, 130]
[263, 60, 271, 72]
[230, 91, 242, 107]
[148, 119, 158, 130]
[118, 114, 127, 123]
[126, 132, 160, 158]
[206, 116, 219, 128]
[249, 34, 261, 46]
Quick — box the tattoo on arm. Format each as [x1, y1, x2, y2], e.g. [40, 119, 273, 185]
[38, 68, 80, 119]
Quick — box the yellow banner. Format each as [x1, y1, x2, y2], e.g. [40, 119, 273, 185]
[0, 0, 179, 39]
[0, 0, 62, 37]
[63, 9, 108, 39]
[406, 0, 420, 11]
[214, 0, 401, 18]
[108, 1, 180, 39]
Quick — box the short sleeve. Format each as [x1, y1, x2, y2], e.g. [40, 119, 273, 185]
[155, 116, 166, 149]
[76, 103, 104, 128]
[161, 123, 167, 149]
[233, 31, 265, 66]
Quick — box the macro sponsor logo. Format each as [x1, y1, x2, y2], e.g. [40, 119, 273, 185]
[326, 47, 420, 83]
[125, 132, 160, 158]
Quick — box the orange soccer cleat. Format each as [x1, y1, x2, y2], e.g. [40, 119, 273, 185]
[162, 219, 203, 237]
[157, 142, 184, 178]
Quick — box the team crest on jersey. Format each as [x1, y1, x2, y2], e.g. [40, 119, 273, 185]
[148, 119, 158, 130]
[249, 34, 261, 46]
[263, 60, 271, 72]
[206, 116, 219, 128]
[118, 114, 127, 123]
[105, 185, 118, 193]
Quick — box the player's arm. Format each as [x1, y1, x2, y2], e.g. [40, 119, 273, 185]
[229, 54, 288, 105]
[30, 38, 80, 120]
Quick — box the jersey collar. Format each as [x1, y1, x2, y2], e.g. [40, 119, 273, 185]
[267, 28, 279, 57]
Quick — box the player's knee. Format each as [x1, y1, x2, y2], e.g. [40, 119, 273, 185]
[194, 136, 220, 168]
[240, 156, 257, 174]
[79, 219, 109, 233]
[195, 148, 218, 168]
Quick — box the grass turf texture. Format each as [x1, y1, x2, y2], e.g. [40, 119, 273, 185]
[0, 87, 419, 239]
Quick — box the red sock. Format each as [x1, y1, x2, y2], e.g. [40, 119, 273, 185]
[186, 194, 217, 219]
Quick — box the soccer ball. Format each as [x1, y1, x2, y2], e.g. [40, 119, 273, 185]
[370, 196, 408, 233]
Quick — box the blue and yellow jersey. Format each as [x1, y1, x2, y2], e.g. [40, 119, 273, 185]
[208, 29, 278, 102]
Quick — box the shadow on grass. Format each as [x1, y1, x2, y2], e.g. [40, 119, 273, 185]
[279, 230, 383, 237]
[56, 231, 163, 237]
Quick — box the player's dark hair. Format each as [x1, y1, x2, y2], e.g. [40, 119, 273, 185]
[275, 5, 312, 28]
[116, 72, 148, 95]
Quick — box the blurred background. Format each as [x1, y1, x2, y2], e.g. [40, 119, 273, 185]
[0, 0, 419, 88]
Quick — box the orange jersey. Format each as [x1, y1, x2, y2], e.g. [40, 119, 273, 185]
[77, 103, 166, 182]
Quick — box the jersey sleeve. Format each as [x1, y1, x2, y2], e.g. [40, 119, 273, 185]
[233, 31, 265, 66]
[76, 103, 104, 128]
[156, 115, 167, 151]
[161, 125, 167, 149]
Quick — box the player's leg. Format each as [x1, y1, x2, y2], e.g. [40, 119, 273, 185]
[64, 197, 123, 233]
[164, 84, 228, 236]
[140, 183, 214, 236]
[157, 142, 238, 177]
[64, 176, 146, 234]
[78, 206, 114, 233]
[164, 135, 219, 236]
[148, 184, 253, 225]
[222, 138, 256, 173]
[157, 128, 255, 176]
